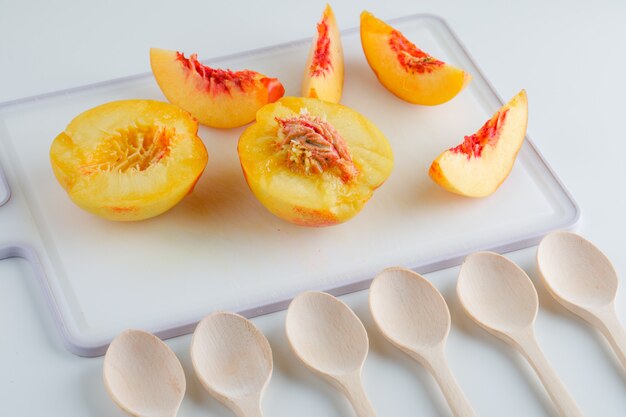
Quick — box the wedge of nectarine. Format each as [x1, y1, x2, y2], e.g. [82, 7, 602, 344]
[360, 11, 470, 105]
[301, 4, 344, 103]
[429, 90, 528, 197]
[238, 97, 394, 226]
[50, 100, 208, 221]
[150, 48, 285, 128]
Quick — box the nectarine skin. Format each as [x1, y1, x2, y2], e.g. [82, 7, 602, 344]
[150, 48, 285, 128]
[301, 4, 344, 103]
[429, 90, 528, 197]
[50, 100, 208, 221]
[238, 97, 394, 227]
[360, 11, 470, 105]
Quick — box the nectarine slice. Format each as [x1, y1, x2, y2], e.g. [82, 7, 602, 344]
[150, 48, 285, 128]
[360, 11, 470, 105]
[429, 90, 528, 197]
[50, 100, 208, 221]
[238, 97, 394, 226]
[301, 4, 344, 103]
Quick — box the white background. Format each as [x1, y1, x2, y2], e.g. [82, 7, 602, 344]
[1, 0, 626, 416]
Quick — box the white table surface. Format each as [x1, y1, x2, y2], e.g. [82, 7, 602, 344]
[2, 1, 625, 416]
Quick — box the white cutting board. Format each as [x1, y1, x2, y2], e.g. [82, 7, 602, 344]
[0, 14, 578, 356]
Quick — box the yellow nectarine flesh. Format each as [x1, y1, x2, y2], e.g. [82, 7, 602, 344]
[50, 100, 208, 221]
[360, 11, 470, 105]
[150, 48, 285, 128]
[238, 97, 394, 226]
[429, 90, 528, 197]
[301, 4, 344, 103]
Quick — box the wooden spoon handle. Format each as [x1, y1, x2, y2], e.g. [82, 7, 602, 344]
[427, 350, 477, 417]
[336, 372, 377, 417]
[232, 397, 264, 417]
[517, 332, 584, 417]
[596, 306, 626, 370]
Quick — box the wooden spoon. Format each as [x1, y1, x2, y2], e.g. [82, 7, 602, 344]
[369, 267, 477, 417]
[191, 312, 273, 417]
[103, 329, 186, 417]
[457, 252, 584, 417]
[286, 291, 377, 417]
[537, 231, 626, 369]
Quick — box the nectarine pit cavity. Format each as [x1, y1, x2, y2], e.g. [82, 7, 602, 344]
[276, 110, 357, 182]
[389, 30, 444, 74]
[82, 124, 172, 174]
[451, 109, 509, 159]
[176, 52, 282, 98]
[310, 18, 332, 77]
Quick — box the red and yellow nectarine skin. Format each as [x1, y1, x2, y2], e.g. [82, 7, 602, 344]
[310, 19, 332, 76]
[50, 100, 208, 221]
[360, 11, 470, 105]
[388, 30, 444, 74]
[150, 48, 285, 128]
[450, 109, 509, 158]
[429, 90, 528, 197]
[301, 4, 344, 103]
[238, 97, 394, 227]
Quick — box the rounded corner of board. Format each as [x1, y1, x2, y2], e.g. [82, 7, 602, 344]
[562, 200, 582, 232]
[61, 332, 109, 358]
[0, 189, 10, 207]
[0, 172, 11, 208]
[417, 13, 449, 26]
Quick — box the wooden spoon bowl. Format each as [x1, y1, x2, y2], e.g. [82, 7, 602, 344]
[370, 267, 450, 351]
[103, 329, 186, 417]
[457, 252, 584, 417]
[370, 267, 477, 417]
[538, 230, 618, 308]
[538, 230, 626, 369]
[457, 252, 538, 335]
[286, 291, 377, 417]
[286, 291, 368, 375]
[191, 311, 273, 417]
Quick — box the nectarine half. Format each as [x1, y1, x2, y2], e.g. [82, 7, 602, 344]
[150, 48, 285, 128]
[50, 100, 208, 221]
[238, 97, 394, 226]
[360, 11, 470, 105]
[429, 90, 528, 197]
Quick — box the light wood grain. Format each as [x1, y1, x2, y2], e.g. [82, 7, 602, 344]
[370, 267, 477, 417]
[286, 291, 377, 417]
[538, 231, 626, 370]
[103, 329, 186, 417]
[457, 252, 584, 417]
[190, 311, 273, 417]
